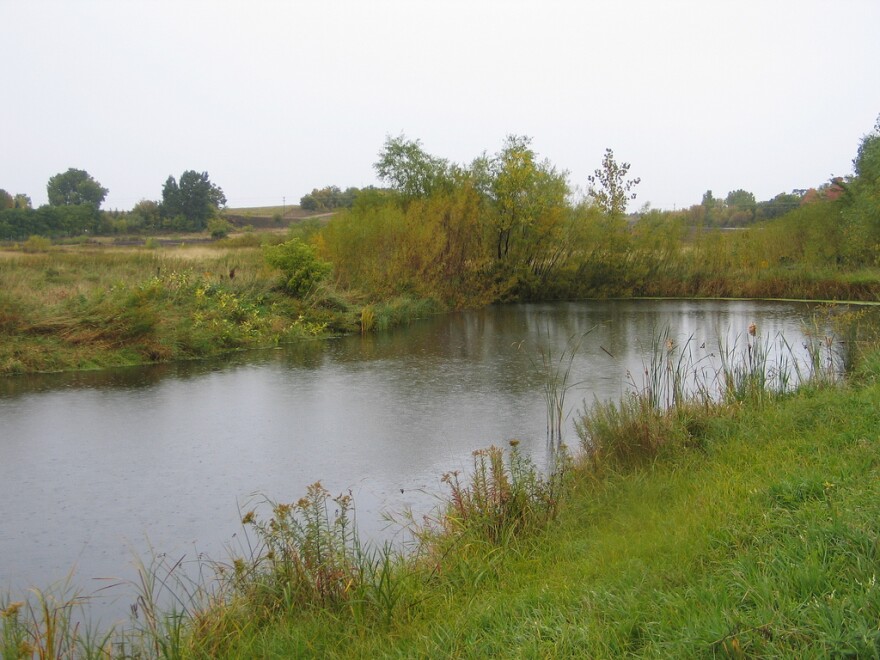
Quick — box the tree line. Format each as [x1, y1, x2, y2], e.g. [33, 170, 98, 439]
[303, 118, 877, 305]
[0, 168, 226, 240]
[3, 115, 878, 305]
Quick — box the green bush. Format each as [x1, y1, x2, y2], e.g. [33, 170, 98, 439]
[22, 235, 51, 252]
[263, 238, 332, 297]
[208, 217, 233, 239]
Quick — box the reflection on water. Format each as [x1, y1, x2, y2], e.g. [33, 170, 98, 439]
[0, 299, 838, 623]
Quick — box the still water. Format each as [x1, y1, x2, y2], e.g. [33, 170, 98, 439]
[0, 299, 829, 621]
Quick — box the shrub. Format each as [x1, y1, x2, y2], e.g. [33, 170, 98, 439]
[263, 238, 332, 297]
[207, 217, 233, 239]
[22, 235, 51, 253]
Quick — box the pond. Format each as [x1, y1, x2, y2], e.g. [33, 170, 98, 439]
[0, 299, 837, 624]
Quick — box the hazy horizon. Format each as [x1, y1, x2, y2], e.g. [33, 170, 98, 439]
[3, 1, 879, 212]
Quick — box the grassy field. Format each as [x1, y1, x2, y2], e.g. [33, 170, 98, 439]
[0, 243, 344, 375]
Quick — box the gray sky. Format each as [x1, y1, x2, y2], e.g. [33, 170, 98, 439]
[3, 0, 879, 211]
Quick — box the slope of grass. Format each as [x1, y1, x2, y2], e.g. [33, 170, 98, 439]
[219, 371, 880, 658]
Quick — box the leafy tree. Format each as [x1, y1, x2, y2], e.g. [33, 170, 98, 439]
[0, 190, 12, 210]
[725, 189, 756, 210]
[46, 168, 108, 208]
[161, 170, 226, 231]
[13, 194, 32, 209]
[839, 115, 880, 264]
[587, 148, 640, 216]
[853, 115, 880, 183]
[375, 135, 452, 200]
[477, 135, 569, 263]
[724, 189, 757, 225]
[127, 199, 162, 232]
[700, 190, 718, 225]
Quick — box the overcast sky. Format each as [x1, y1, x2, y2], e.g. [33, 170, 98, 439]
[3, 0, 879, 211]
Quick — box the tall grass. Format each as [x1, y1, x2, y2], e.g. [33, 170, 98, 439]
[579, 323, 846, 468]
[530, 333, 588, 443]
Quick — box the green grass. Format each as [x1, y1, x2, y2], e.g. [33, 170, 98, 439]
[208, 365, 880, 658]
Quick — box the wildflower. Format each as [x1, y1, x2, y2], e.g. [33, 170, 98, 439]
[509, 439, 521, 447]
[241, 510, 256, 525]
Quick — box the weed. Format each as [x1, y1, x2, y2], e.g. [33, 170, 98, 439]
[433, 442, 571, 546]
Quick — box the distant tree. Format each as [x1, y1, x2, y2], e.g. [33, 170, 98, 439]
[127, 199, 162, 231]
[757, 191, 802, 220]
[160, 170, 226, 231]
[0, 190, 12, 210]
[299, 193, 319, 211]
[46, 168, 108, 208]
[587, 148, 640, 216]
[13, 193, 32, 209]
[700, 190, 719, 225]
[725, 189, 757, 223]
[375, 135, 452, 200]
[725, 189, 756, 210]
[853, 115, 880, 184]
[299, 185, 361, 211]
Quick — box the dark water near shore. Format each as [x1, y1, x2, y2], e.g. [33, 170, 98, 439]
[0, 299, 832, 623]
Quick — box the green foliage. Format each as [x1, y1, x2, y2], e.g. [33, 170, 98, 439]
[479, 135, 570, 266]
[374, 134, 452, 200]
[238, 485, 363, 611]
[299, 185, 361, 211]
[263, 238, 332, 297]
[46, 168, 108, 208]
[0, 204, 104, 240]
[13, 194, 31, 210]
[587, 148, 640, 216]
[160, 170, 226, 231]
[125, 199, 162, 232]
[757, 190, 802, 220]
[838, 115, 880, 266]
[207, 217, 233, 239]
[0, 189, 12, 210]
[21, 235, 51, 253]
[319, 185, 496, 306]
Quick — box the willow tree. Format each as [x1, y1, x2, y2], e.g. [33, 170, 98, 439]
[475, 135, 569, 268]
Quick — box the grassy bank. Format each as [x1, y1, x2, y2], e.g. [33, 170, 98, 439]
[0, 239, 449, 376]
[193, 365, 878, 658]
[0, 247, 320, 374]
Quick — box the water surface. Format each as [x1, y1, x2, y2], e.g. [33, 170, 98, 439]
[0, 299, 829, 622]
